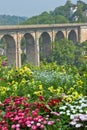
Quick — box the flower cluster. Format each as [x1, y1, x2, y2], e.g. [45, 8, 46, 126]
[0, 96, 60, 130]
[70, 113, 87, 129]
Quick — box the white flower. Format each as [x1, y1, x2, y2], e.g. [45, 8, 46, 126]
[66, 110, 70, 113]
[79, 109, 83, 113]
[75, 123, 83, 128]
[81, 103, 87, 107]
[79, 114, 87, 121]
[70, 121, 76, 125]
[69, 105, 74, 109]
[70, 114, 75, 120]
[79, 100, 83, 103]
[72, 110, 76, 114]
[76, 106, 79, 109]
[59, 106, 67, 110]
[59, 111, 65, 114]
[67, 112, 70, 116]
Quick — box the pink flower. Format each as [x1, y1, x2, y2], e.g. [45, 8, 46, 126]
[51, 111, 60, 116]
[47, 121, 54, 125]
[11, 124, 16, 129]
[36, 122, 41, 127]
[27, 124, 31, 127]
[40, 124, 45, 129]
[31, 125, 37, 130]
[2, 61, 6, 66]
[16, 128, 20, 130]
[16, 124, 20, 128]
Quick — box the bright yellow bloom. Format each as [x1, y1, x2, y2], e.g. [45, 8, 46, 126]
[34, 91, 43, 96]
[65, 97, 72, 103]
[23, 66, 28, 71]
[37, 85, 43, 90]
[67, 87, 74, 94]
[58, 87, 64, 93]
[72, 91, 79, 99]
[48, 86, 54, 93]
[0, 87, 7, 95]
[23, 66, 33, 75]
[26, 69, 33, 75]
[20, 78, 26, 84]
[76, 80, 83, 86]
[53, 89, 60, 94]
[19, 68, 24, 75]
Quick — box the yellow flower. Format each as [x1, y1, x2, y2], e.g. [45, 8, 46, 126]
[23, 66, 28, 71]
[37, 85, 43, 90]
[34, 91, 43, 96]
[58, 87, 64, 93]
[70, 87, 74, 91]
[53, 89, 59, 94]
[72, 91, 79, 99]
[19, 68, 24, 75]
[84, 55, 87, 59]
[79, 94, 83, 97]
[13, 86, 17, 91]
[55, 88, 61, 94]
[12, 81, 15, 85]
[48, 86, 54, 93]
[7, 82, 11, 85]
[67, 87, 74, 94]
[0, 87, 7, 95]
[26, 69, 33, 75]
[20, 78, 26, 84]
[76, 80, 83, 86]
[67, 90, 71, 94]
[65, 97, 72, 103]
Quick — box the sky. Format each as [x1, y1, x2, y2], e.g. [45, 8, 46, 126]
[0, 0, 87, 18]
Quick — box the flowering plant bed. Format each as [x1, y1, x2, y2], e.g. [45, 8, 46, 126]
[0, 57, 87, 129]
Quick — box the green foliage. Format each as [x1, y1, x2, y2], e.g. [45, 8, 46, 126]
[23, 0, 87, 24]
[38, 12, 54, 24]
[0, 15, 27, 25]
[24, 12, 55, 24]
[55, 15, 69, 23]
[39, 39, 87, 67]
[49, 39, 76, 65]
[24, 16, 39, 24]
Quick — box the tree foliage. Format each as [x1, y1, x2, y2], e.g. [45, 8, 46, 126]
[0, 15, 27, 25]
[23, 0, 87, 25]
[50, 39, 76, 65]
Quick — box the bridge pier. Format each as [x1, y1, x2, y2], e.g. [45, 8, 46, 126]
[16, 33, 21, 67]
[34, 32, 40, 66]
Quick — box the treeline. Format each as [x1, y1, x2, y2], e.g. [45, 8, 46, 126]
[21, 38, 87, 68]
[0, 15, 27, 25]
[23, 0, 87, 25]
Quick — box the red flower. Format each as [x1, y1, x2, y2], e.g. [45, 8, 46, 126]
[48, 98, 62, 107]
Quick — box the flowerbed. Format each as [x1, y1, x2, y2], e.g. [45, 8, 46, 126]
[0, 57, 87, 130]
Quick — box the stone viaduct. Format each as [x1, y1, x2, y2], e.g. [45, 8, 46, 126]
[0, 23, 87, 67]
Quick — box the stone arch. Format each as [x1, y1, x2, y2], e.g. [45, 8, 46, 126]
[39, 32, 51, 60]
[55, 31, 65, 41]
[0, 34, 16, 66]
[68, 30, 77, 43]
[21, 33, 35, 65]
